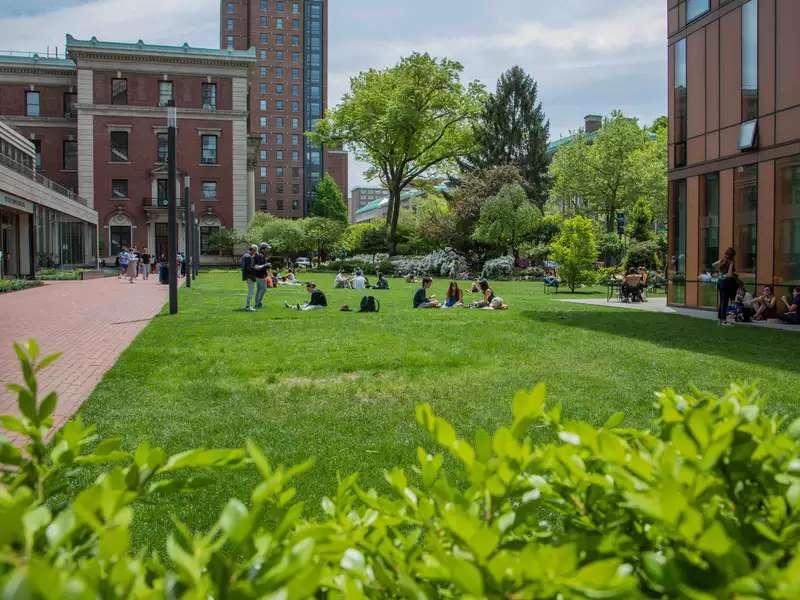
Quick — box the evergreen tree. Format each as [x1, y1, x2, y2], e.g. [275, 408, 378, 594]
[310, 174, 347, 222]
[465, 66, 551, 212]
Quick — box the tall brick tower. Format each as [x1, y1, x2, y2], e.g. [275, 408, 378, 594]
[221, 0, 345, 217]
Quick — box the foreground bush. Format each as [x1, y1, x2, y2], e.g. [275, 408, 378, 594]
[0, 279, 43, 294]
[2, 341, 800, 598]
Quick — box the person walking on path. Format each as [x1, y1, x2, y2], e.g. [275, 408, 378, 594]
[241, 245, 258, 311]
[140, 248, 151, 280]
[126, 247, 139, 284]
[118, 248, 129, 279]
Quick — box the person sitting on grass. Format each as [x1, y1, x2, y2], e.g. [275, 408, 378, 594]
[334, 270, 350, 289]
[374, 272, 389, 290]
[469, 278, 481, 293]
[352, 270, 367, 289]
[780, 287, 800, 325]
[735, 283, 755, 322]
[488, 296, 509, 310]
[467, 279, 496, 308]
[285, 281, 327, 311]
[443, 281, 463, 308]
[413, 276, 440, 308]
[753, 285, 778, 321]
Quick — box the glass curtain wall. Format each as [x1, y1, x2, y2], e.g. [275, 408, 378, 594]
[775, 155, 800, 295]
[33, 205, 94, 270]
[699, 174, 720, 308]
[734, 165, 758, 286]
[669, 180, 687, 305]
[303, 0, 324, 214]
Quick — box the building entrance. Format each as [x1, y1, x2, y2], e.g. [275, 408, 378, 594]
[0, 207, 20, 278]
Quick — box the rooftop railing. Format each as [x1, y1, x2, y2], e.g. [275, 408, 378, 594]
[0, 152, 88, 206]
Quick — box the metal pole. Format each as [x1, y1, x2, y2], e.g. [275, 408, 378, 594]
[184, 177, 191, 288]
[167, 101, 178, 314]
[192, 205, 199, 278]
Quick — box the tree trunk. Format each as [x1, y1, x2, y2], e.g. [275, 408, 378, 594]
[387, 186, 402, 255]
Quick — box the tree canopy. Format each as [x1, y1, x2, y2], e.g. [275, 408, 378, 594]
[550, 215, 598, 292]
[472, 184, 540, 259]
[310, 53, 485, 252]
[310, 174, 347, 222]
[464, 66, 551, 212]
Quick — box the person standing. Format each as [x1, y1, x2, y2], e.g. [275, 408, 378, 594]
[254, 242, 271, 309]
[713, 247, 737, 325]
[241, 245, 258, 312]
[118, 248, 129, 279]
[140, 248, 151, 280]
[126, 247, 138, 283]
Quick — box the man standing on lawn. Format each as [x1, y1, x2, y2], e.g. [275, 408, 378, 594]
[241, 245, 258, 312]
[254, 242, 271, 309]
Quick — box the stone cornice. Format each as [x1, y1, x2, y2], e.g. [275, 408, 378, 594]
[69, 54, 253, 78]
[79, 104, 248, 122]
[2, 116, 78, 129]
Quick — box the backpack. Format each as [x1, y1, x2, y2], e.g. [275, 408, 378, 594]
[359, 295, 380, 313]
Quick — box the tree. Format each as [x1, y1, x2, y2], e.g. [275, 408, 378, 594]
[472, 184, 539, 260]
[626, 197, 655, 241]
[302, 217, 345, 265]
[311, 53, 484, 253]
[206, 228, 241, 263]
[550, 215, 598, 292]
[549, 112, 651, 232]
[464, 66, 551, 212]
[310, 174, 347, 222]
[247, 214, 304, 256]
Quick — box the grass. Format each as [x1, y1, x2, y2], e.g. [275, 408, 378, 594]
[72, 271, 800, 549]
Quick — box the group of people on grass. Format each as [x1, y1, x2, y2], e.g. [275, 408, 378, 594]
[715, 246, 800, 325]
[240, 243, 303, 311]
[414, 277, 508, 310]
[334, 270, 390, 291]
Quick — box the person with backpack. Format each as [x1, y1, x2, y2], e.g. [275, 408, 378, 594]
[241, 245, 258, 312]
[285, 281, 327, 311]
[253, 242, 270, 309]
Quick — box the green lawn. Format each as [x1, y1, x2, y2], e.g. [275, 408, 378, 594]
[73, 271, 800, 548]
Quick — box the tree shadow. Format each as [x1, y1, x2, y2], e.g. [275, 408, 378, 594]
[520, 306, 799, 376]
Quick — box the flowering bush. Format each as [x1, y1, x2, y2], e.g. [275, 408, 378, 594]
[3, 341, 800, 598]
[481, 255, 515, 280]
[390, 249, 468, 279]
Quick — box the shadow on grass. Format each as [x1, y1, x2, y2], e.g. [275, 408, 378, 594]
[520, 307, 797, 375]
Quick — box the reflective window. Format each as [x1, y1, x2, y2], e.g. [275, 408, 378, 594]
[201, 135, 218, 165]
[775, 155, 800, 289]
[734, 165, 758, 285]
[110, 132, 128, 163]
[674, 39, 687, 167]
[158, 81, 173, 107]
[26, 91, 40, 116]
[687, 0, 710, 22]
[63, 140, 78, 170]
[156, 133, 168, 163]
[669, 180, 687, 305]
[741, 0, 758, 121]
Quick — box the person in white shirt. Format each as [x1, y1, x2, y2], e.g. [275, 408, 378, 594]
[352, 270, 367, 290]
[334, 270, 350, 288]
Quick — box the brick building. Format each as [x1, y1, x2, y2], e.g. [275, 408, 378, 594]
[220, 0, 347, 217]
[0, 36, 256, 262]
[349, 186, 389, 222]
[668, 0, 800, 309]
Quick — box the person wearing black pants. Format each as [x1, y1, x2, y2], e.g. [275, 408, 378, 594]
[714, 247, 737, 325]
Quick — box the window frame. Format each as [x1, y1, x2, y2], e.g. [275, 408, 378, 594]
[25, 91, 40, 117]
[201, 134, 219, 165]
[202, 82, 217, 110]
[112, 179, 129, 200]
[201, 181, 218, 201]
[62, 140, 78, 171]
[158, 81, 174, 107]
[110, 131, 129, 163]
[111, 78, 128, 105]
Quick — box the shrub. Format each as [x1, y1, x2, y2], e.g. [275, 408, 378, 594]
[36, 268, 82, 281]
[550, 215, 598, 292]
[626, 239, 663, 271]
[597, 232, 628, 266]
[0, 279, 43, 293]
[481, 255, 515, 280]
[4, 342, 800, 598]
[390, 249, 469, 279]
[597, 265, 624, 285]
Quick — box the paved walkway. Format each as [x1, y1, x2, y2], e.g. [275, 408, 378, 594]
[0, 277, 168, 436]
[561, 297, 800, 332]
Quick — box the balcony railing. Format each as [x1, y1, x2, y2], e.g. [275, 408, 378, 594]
[0, 151, 87, 206]
[142, 197, 184, 209]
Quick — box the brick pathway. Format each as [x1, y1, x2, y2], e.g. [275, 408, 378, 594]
[0, 277, 168, 437]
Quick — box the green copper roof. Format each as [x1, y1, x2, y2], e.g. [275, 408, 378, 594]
[547, 130, 598, 154]
[355, 184, 450, 216]
[66, 35, 256, 60]
[0, 54, 76, 69]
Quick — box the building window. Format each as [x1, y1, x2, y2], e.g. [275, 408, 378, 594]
[260, 15, 267, 26]
[291, 35, 299, 46]
[276, 117, 284, 128]
[291, 52, 300, 63]
[741, 0, 758, 122]
[276, 167, 284, 178]
[202, 83, 217, 109]
[292, 183, 300, 194]
[669, 179, 687, 305]
[277, 199, 284, 210]
[157, 179, 169, 205]
[260, 133, 267, 144]
[112, 179, 129, 199]
[292, 134, 299, 146]
[260, 150, 267, 161]
[32, 140, 42, 171]
[260, 83, 268, 94]
[156, 133, 168, 163]
[775, 155, 800, 290]
[734, 164, 758, 285]
[260, 33, 268, 43]
[276, 34, 284, 45]
[110, 226, 131, 256]
[276, 17, 284, 29]
[276, 150, 284, 161]
[201, 135, 218, 164]
[226, 2, 235, 13]
[277, 183, 284, 193]
[111, 79, 127, 104]
[226, 36, 234, 48]
[276, 133, 284, 145]
[260, 167, 267, 177]
[292, 68, 300, 80]
[260, 0, 267, 9]
[260, 49, 267, 59]
[292, 167, 300, 178]
[200, 226, 220, 254]
[276, 0, 284, 10]
[292, 150, 299, 161]
[276, 100, 284, 111]
[259, 183, 267, 193]
[227, 18, 234, 32]
[292, 2, 299, 13]
[25, 91, 40, 116]
[260, 99, 268, 111]
[260, 117, 267, 127]
[158, 81, 173, 107]
[291, 118, 299, 130]
[674, 38, 687, 168]
[276, 83, 284, 94]
[201, 181, 218, 200]
[260, 66, 268, 77]
[291, 84, 299, 97]
[63, 93, 77, 117]
[110, 132, 128, 162]
[63, 140, 78, 170]
[291, 101, 300, 113]
[276, 67, 284, 79]
[276, 51, 284, 61]
[699, 173, 720, 308]
[687, 0, 709, 22]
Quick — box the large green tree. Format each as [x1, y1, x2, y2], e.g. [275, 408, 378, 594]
[310, 174, 347, 222]
[465, 66, 550, 212]
[550, 215, 598, 292]
[302, 217, 346, 265]
[550, 112, 655, 232]
[472, 184, 539, 260]
[310, 53, 484, 253]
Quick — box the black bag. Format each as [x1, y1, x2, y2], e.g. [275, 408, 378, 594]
[359, 295, 380, 313]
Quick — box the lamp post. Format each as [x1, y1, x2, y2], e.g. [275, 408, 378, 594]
[193, 206, 199, 278]
[184, 175, 191, 288]
[167, 100, 178, 314]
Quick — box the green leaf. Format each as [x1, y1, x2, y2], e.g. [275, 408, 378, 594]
[512, 384, 546, 423]
[696, 521, 731, 556]
[34, 352, 62, 373]
[0, 415, 28, 435]
[37, 391, 58, 422]
[603, 411, 625, 429]
[17, 388, 37, 424]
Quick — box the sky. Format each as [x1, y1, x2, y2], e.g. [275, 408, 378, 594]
[0, 0, 667, 193]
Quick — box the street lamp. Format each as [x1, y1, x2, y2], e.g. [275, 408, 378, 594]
[184, 175, 191, 288]
[167, 100, 178, 314]
[193, 207, 199, 278]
